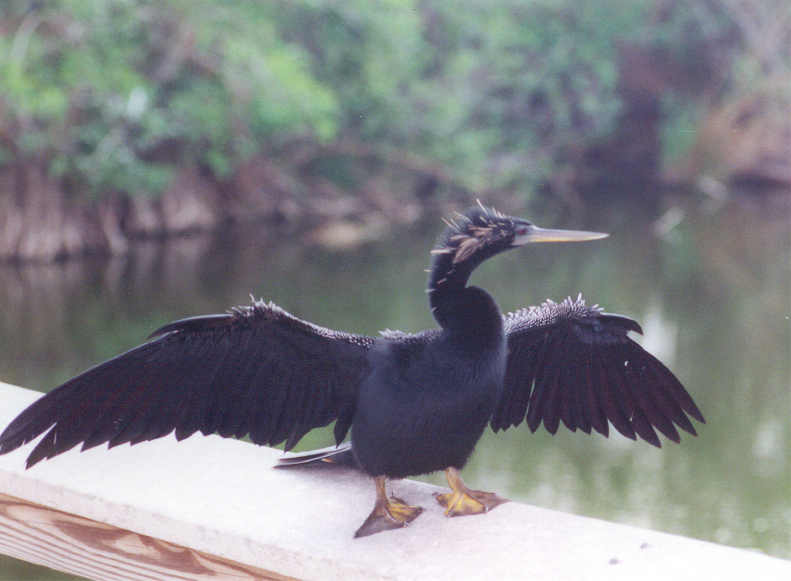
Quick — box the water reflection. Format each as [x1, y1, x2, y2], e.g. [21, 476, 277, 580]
[0, 195, 788, 565]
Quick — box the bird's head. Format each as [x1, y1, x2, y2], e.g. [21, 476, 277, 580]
[431, 204, 607, 269]
[427, 203, 607, 328]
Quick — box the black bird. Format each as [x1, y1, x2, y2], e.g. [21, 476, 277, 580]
[0, 205, 704, 538]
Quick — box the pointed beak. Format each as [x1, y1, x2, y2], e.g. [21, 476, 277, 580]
[514, 225, 609, 246]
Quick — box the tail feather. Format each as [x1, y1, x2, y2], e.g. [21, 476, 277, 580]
[275, 441, 358, 469]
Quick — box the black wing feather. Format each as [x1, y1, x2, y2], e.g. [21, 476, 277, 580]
[558, 339, 582, 432]
[563, 340, 589, 433]
[0, 300, 372, 468]
[600, 348, 638, 441]
[492, 296, 704, 447]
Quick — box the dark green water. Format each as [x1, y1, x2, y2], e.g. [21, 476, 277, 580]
[1, 195, 789, 577]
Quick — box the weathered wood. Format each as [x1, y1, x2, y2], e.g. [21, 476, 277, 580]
[1, 381, 790, 581]
[0, 492, 288, 581]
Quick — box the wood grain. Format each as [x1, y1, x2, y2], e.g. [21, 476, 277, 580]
[0, 492, 293, 581]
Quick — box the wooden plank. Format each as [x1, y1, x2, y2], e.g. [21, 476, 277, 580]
[1, 381, 790, 581]
[0, 492, 289, 581]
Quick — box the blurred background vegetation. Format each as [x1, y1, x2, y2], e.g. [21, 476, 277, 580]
[0, 1, 789, 578]
[0, 0, 788, 261]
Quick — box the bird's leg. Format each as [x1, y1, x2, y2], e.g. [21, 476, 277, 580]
[354, 476, 424, 538]
[434, 467, 508, 517]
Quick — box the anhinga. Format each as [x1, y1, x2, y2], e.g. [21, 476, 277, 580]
[0, 205, 704, 538]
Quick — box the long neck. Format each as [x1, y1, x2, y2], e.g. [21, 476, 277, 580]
[427, 249, 503, 341]
[434, 286, 505, 349]
[428, 250, 476, 328]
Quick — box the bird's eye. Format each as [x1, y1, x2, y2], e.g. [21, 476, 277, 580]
[515, 225, 530, 237]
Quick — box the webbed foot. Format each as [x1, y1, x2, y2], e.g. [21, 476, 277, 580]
[434, 467, 508, 517]
[355, 477, 424, 538]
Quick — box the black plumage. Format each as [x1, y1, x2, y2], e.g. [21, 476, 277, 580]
[0, 205, 704, 537]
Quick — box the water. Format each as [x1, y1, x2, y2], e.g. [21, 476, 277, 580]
[0, 194, 788, 577]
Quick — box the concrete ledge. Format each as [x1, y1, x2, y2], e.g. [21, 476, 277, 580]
[0, 381, 789, 580]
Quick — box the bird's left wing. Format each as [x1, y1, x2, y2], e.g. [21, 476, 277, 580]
[490, 296, 704, 446]
[0, 299, 373, 468]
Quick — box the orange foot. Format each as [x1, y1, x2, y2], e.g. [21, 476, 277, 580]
[434, 467, 508, 517]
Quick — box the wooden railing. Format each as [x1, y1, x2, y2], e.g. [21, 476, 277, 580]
[0, 381, 788, 580]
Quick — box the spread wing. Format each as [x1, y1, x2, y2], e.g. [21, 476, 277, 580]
[0, 299, 373, 468]
[491, 296, 704, 446]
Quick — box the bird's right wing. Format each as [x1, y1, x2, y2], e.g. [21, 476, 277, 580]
[0, 300, 373, 468]
[491, 296, 704, 447]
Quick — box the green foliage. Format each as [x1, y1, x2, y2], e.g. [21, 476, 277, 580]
[0, 0, 342, 198]
[267, 0, 653, 192]
[0, 0, 772, 202]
